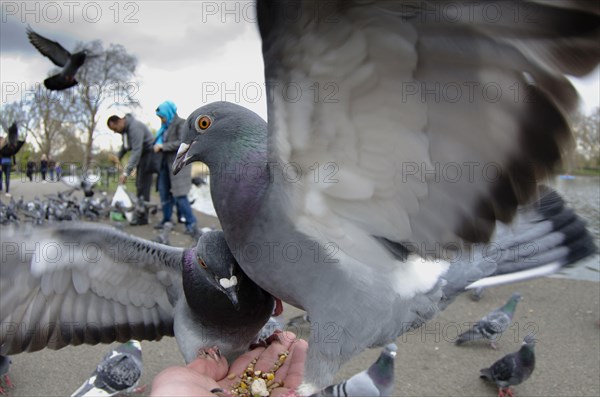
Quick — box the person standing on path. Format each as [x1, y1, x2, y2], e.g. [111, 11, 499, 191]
[153, 100, 198, 236]
[40, 154, 48, 183]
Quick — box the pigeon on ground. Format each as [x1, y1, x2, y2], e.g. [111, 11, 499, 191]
[310, 344, 397, 397]
[172, 0, 598, 391]
[153, 221, 174, 245]
[480, 335, 536, 397]
[0, 225, 275, 364]
[0, 355, 12, 394]
[26, 27, 96, 91]
[456, 293, 521, 348]
[71, 340, 143, 397]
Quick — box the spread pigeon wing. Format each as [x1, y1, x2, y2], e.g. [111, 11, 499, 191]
[258, 1, 599, 260]
[0, 223, 183, 354]
[26, 27, 72, 67]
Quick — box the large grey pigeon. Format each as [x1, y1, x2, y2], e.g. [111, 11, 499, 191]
[71, 340, 143, 397]
[0, 225, 275, 364]
[26, 27, 96, 91]
[456, 293, 521, 348]
[171, 0, 599, 392]
[480, 335, 536, 397]
[310, 344, 397, 397]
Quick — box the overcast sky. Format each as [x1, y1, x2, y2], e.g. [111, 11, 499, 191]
[1, 1, 598, 152]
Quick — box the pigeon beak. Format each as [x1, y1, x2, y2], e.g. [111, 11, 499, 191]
[225, 288, 240, 310]
[172, 142, 191, 175]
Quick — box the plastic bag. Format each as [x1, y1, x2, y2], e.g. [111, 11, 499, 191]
[111, 185, 134, 222]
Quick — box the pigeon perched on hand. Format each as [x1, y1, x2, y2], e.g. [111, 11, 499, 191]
[480, 335, 536, 397]
[71, 340, 143, 397]
[0, 224, 275, 364]
[310, 344, 397, 397]
[26, 27, 96, 91]
[0, 355, 13, 394]
[456, 293, 521, 349]
[171, 0, 598, 392]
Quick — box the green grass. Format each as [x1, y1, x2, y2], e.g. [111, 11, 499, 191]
[571, 169, 600, 176]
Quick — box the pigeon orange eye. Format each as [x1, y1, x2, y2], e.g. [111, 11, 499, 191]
[198, 258, 208, 268]
[195, 115, 212, 132]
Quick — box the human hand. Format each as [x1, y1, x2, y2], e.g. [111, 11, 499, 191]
[119, 174, 127, 185]
[154, 144, 163, 153]
[150, 332, 308, 397]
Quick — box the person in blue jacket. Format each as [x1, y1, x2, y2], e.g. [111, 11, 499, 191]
[153, 100, 198, 237]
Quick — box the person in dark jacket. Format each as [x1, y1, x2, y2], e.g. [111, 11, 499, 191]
[40, 154, 48, 183]
[26, 160, 35, 182]
[0, 137, 12, 196]
[107, 113, 156, 225]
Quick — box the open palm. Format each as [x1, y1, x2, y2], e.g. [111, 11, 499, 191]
[151, 332, 308, 397]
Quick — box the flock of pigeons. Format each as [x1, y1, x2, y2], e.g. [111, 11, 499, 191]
[2, 1, 599, 396]
[0, 176, 158, 228]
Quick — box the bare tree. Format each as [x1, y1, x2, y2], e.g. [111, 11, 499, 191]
[69, 40, 138, 167]
[571, 107, 600, 169]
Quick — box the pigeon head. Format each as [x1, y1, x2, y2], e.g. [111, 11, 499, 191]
[172, 102, 267, 175]
[184, 231, 243, 310]
[367, 343, 397, 388]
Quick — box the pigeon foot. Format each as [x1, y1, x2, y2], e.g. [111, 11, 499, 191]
[250, 330, 284, 350]
[3, 375, 12, 389]
[490, 341, 498, 350]
[498, 387, 515, 397]
[198, 346, 222, 362]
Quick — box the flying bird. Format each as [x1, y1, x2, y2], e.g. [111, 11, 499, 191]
[71, 340, 143, 397]
[171, 1, 598, 392]
[0, 122, 26, 160]
[480, 335, 536, 397]
[26, 27, 96, 91]
[456, 293, 521, 349]
[7, 123, 18, 147]
[310, 344, 397, 397]
[0, 225, 276, 364]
